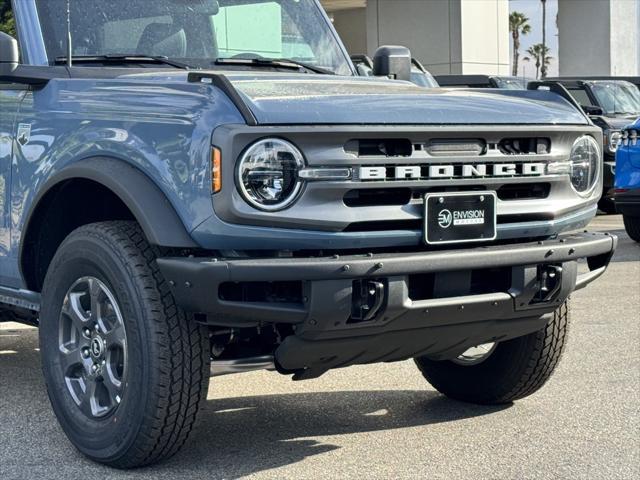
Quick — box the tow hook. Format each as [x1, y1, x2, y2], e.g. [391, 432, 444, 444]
[533, 265, 563, 303]
[351, 280, 386, 322]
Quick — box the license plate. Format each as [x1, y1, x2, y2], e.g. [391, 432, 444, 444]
[424, 192, 497, 245]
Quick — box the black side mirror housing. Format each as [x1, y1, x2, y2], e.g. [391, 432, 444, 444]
[582, 105, 604, 116]
[373, 45, 412, 82]
[0, 32, 19, 75]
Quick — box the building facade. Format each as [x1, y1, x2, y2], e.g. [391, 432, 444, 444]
[321, 0, 640, 77]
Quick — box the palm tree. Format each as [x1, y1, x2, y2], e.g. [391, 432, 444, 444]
[540, 0, 548, 78]
[509, 11, 531, 77]
[526, 43, 552, 80]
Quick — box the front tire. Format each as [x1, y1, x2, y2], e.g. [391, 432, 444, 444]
[415, 302, 570, 405]
[623, 215, 640, 242]
[40, 221, 209, 468]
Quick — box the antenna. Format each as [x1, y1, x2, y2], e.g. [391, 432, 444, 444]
[66, 0, 72, 68]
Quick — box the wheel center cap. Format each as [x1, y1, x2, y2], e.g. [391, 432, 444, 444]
[90, 336, 104, 359]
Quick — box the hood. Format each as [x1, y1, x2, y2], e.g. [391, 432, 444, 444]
[220, 73, 588, 126]
[592, 115, 640, 130]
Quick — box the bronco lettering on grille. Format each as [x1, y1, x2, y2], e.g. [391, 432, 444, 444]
[358, 163, 546, 181]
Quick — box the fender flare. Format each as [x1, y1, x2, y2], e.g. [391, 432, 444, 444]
[20, 156, 198, 256]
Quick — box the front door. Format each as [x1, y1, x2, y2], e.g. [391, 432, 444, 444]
[0, 84, 26, 285]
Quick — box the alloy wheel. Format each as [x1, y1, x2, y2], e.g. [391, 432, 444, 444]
[57, 277, 127, 418]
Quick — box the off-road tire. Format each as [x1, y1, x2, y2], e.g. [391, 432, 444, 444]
[40, 221, 209, 468]
[415, 301, 570, 405]
[623, 215, 640, 242]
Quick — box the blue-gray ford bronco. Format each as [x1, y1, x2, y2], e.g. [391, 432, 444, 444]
[0, 0, 617, 469]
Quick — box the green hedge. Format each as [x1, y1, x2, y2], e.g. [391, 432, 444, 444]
[0, 0, 16, 38]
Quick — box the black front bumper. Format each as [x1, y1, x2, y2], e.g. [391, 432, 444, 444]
[158, 232, 616, 378]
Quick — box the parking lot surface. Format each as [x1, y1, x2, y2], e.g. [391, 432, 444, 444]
[1, 215, 638, 480]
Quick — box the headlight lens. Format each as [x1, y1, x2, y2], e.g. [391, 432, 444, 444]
[237, 139, 304, 211]
[569, 135, 600, 195]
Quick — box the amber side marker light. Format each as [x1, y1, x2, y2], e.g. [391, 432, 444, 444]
[212, 147, 222, 193]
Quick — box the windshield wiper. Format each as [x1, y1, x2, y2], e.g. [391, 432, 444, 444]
[214, 57, 335, 75]
[54, 54, 193, 70]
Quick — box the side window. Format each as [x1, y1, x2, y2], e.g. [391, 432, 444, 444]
[568, 88, 595, 107]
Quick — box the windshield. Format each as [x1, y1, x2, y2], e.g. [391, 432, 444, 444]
[590, 81, 640, 115]
[34, 0, 352, 75]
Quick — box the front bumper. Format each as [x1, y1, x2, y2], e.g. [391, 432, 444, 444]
[615, 188, 640, 217]
[158, 232, 616, 378]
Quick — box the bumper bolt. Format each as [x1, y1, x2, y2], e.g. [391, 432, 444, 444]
[342, 265, 350, 272]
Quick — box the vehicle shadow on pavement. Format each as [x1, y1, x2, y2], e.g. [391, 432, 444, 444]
[1, 328, 510, 479]
[162, 389, 509, 478]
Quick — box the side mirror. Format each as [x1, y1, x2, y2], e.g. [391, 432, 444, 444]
[0, 32, 19, 75]
[582, 105, 604, 116]
[373, 45, 411, 82]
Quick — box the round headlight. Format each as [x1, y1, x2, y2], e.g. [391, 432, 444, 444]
[569, 136, 600, 196]
[237, 139, 305, 211]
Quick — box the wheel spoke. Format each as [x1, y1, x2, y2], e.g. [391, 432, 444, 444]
[78, 380, 98, 418]
[103, 373, 123, 406]
[104, 324, 126, 349]
[62, 292, 90, 331]
[60, 346, 84, 374]
[88, 278, 103, 322]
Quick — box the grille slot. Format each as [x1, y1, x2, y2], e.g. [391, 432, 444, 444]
[497, 183, 550, 200]
[498, 137, 551, 155]
[344, 188, 412, 207]
[343, 213, 554, 233]
[345, 138, 413, 157]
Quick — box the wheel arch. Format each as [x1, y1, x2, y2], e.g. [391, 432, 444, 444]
[20, 156, 197, 291]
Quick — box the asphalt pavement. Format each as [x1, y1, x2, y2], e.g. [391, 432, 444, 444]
[1, 215, 638, 479]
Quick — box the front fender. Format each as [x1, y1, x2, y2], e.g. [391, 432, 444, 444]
[21, 157, 197, 250]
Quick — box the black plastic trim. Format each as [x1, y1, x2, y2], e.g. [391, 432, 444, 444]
[157, 231, 616, 322]
[528, 81, 588, 119]
[20, 156, 197, 274]
[0, 286, 41, 311]
[0, 65, 70, 87]
[188, 72, 258, 126]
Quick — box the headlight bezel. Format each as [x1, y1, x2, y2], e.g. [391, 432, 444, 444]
[569, 135, 601, 197]
[236, 138, 306, 212]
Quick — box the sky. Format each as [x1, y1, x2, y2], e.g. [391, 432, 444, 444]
[509, 0, 559, 78]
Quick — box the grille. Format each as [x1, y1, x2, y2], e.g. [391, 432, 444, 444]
[498, 137, 551, 155]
